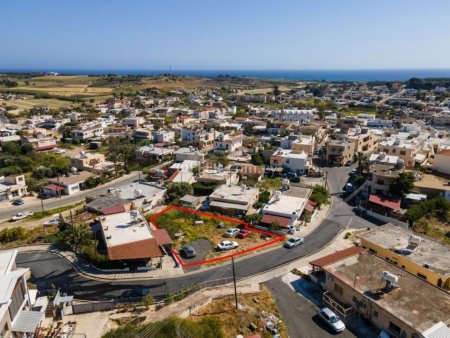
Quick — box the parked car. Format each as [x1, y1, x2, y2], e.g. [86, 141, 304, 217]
[121, 287, 150, 299]
[217, 240, 239, 250]
[345, 183, 354, 193]
[350, 168, 357, 175]
[345, 160, 353, 166]
[12, 199, 24, 206]
[284, 236, 304, 248]
[223, 227, 240, 238]
[236, 229, 251, 239]
[43, 218, 60, 226]
[181, 245, 196, 258]
[38, 192, 51, 199]
[11, 211, 33, 221]
[286, 225, 295, 235]
[318, 307, 346, 333]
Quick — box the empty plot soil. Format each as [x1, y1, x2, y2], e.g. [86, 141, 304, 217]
[190, 286, 287, 338]
[149, 206, 281, 265]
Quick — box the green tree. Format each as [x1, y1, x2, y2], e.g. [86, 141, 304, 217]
[166, 182, 194, 202]
[2, 142, 20, 155]
[389, 172, 415, 196]
[309, 184, 330, 209]
[251, 151, 264, 165]
[273, 85, 281, 96]
[353, 152, 367, 174]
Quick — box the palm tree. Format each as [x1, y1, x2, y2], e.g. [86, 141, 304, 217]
[65, 224, 93, 253]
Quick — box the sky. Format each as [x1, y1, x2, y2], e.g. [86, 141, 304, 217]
[1, 0, 450, 71]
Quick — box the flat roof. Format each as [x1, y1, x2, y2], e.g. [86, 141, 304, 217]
[210, 185, 258, 204]
[49, 171, 94, 186]
[263, 195, 307, 215]
[100, 211, 153, 248]
[325, 252, 450, 332]
[414, 174, 450, 191]
[117, 181, 166, 202]
[357, 223, 450, 275]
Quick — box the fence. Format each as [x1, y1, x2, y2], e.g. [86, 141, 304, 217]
[71, 277, 235, 315]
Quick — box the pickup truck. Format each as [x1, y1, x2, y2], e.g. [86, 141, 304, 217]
[11, 211, 33, 221]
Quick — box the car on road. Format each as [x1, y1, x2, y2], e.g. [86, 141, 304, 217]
[43, 218, 60, 226]
[121, 287, 150, 299]
[12, 199, 24, 206]
[217, 240, 239, 250]
[181, 245, 196, 258]
[11, 211, 33, 221]
[223, 227, 240, 238]
[236, 229, 251, 238]
[318, 307, 346, 333]
[284, 236, 304, 248]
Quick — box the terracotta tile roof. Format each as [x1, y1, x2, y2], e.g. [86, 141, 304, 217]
[260, 214, 291, 227]
[43, 184, 64, 191]
[102, 205, 126, 215]
[304, 200, 317, 213]
[369, 194, 401, 210]
[437, 149, 450, 156]
[153, 229, 173, 246]
[309, 246, 364, 268]
[108, 238, 162, 260]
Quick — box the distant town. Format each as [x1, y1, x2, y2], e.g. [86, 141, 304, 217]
[1, 72, 449, 338]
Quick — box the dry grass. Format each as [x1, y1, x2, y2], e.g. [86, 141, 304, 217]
[191, 286, 287, 338]
[1, 98, 77, 110]
[414, 216, 450, 245]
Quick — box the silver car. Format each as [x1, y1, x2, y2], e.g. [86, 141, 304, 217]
[318, 307, 346, 333]
[284, 236, 304, 248]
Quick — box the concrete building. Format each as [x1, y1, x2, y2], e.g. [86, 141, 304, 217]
[154, 130, 175, 144]
[326, 140, 356, 166]
[433, 149, 450, 175]
[261, 193, 307, 228]
[320, 250, 450, 338]
[0, 175, 27, 203]
[213, 132, 242, 154]
[208, 184, 258, 216]
[366, 163, 403, 196]
[357, 223, 450, 290]
[71, 121, 104, 140]
[135, 145, 174, 163]
[122, 116, 144, 129]
[46, 171, 95, 196]
[99, 210, 162, 264]
[271, 109, 315, 124]
[348, 128, 380, 154]
[280, 134, 315, 155]
[181, 127, 216, 150]
[132, 128, 153, 141]
[270, 149, 312, 175]
[0, 250, 48, 337]
[174, 147, 205, 162]
[23, 137, 57, 152]
[413, 174, 450, 201]
[70, 152, 115, 176]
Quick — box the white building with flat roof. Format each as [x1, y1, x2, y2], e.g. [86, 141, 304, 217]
[261, 193, 307, 228]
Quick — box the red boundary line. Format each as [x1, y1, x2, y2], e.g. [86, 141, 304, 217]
[148, 205, 284, 268]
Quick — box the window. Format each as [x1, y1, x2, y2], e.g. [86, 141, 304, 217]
[8, 281, 25, 321]
[369, 248, 377, 254]
[400, 151, 406, 155]
[388, 322, 401, 335]
[334, 283, 343, 295]
[373, 310, 378, 318]
[417, 273, 427, 280]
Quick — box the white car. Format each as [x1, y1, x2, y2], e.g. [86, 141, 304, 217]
[217, 240, 239, 250]
[43, 218, 60, 226]
[284, 236, 304, 248]
[11, 211, 33, 221]
[223, 227, 240, 238]
[318, 307, 346, 333]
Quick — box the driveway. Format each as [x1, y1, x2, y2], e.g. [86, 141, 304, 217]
[266, 277, 357, 338]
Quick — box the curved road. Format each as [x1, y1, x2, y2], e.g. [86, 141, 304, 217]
[16, 167, 379, 300]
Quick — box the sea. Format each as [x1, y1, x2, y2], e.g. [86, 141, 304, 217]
[3, 69, 450, 82]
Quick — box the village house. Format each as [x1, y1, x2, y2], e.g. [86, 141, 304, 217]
[261, 191, 307, 229]
[135, 145, 174, 163]
[70, 121, 104, 141]
[70, 152, 115, 176]
[44, 171, 95, 196]
[213, 132, 243, 154]
[270, 149, 312, 175]
[208, 184, 259, 216]
[0, 175, 27, 203]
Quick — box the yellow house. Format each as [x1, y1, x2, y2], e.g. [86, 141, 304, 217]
[357, 223, 450, 290]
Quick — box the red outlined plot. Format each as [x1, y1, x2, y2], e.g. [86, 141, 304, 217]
[148, 205, 284, 268]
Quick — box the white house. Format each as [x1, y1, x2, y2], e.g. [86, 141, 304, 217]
[270, 149, 312, 175]
[213, 133, 242, 154]
[433, 149, 450, 175]
[154, 130, 175, 144]
[261, 192, 307, 228]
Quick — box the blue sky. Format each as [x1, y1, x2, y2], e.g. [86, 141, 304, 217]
[1, 0, 449, 70]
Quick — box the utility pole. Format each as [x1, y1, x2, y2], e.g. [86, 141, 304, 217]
[57, 174, 61, 199]
[232, 257, 238, 309]
[70, 209, 76, 253]
[39, 186, 44, 212]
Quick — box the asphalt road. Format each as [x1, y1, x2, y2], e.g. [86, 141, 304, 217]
[16, 167, 378, 300]
[266, 278, 356, 338]
[0, 172, 142, 221]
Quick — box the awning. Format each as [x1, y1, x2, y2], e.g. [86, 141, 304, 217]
[12, 311, 44, 333]
[260, 214, 291, 227]
[209, 201, 249, 211]
[368, 195, 401, 210]
[43, 184, 64, 191]
[153, 229, 173, 246]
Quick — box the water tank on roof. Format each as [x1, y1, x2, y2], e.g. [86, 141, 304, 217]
[382, 271, 398, 287]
